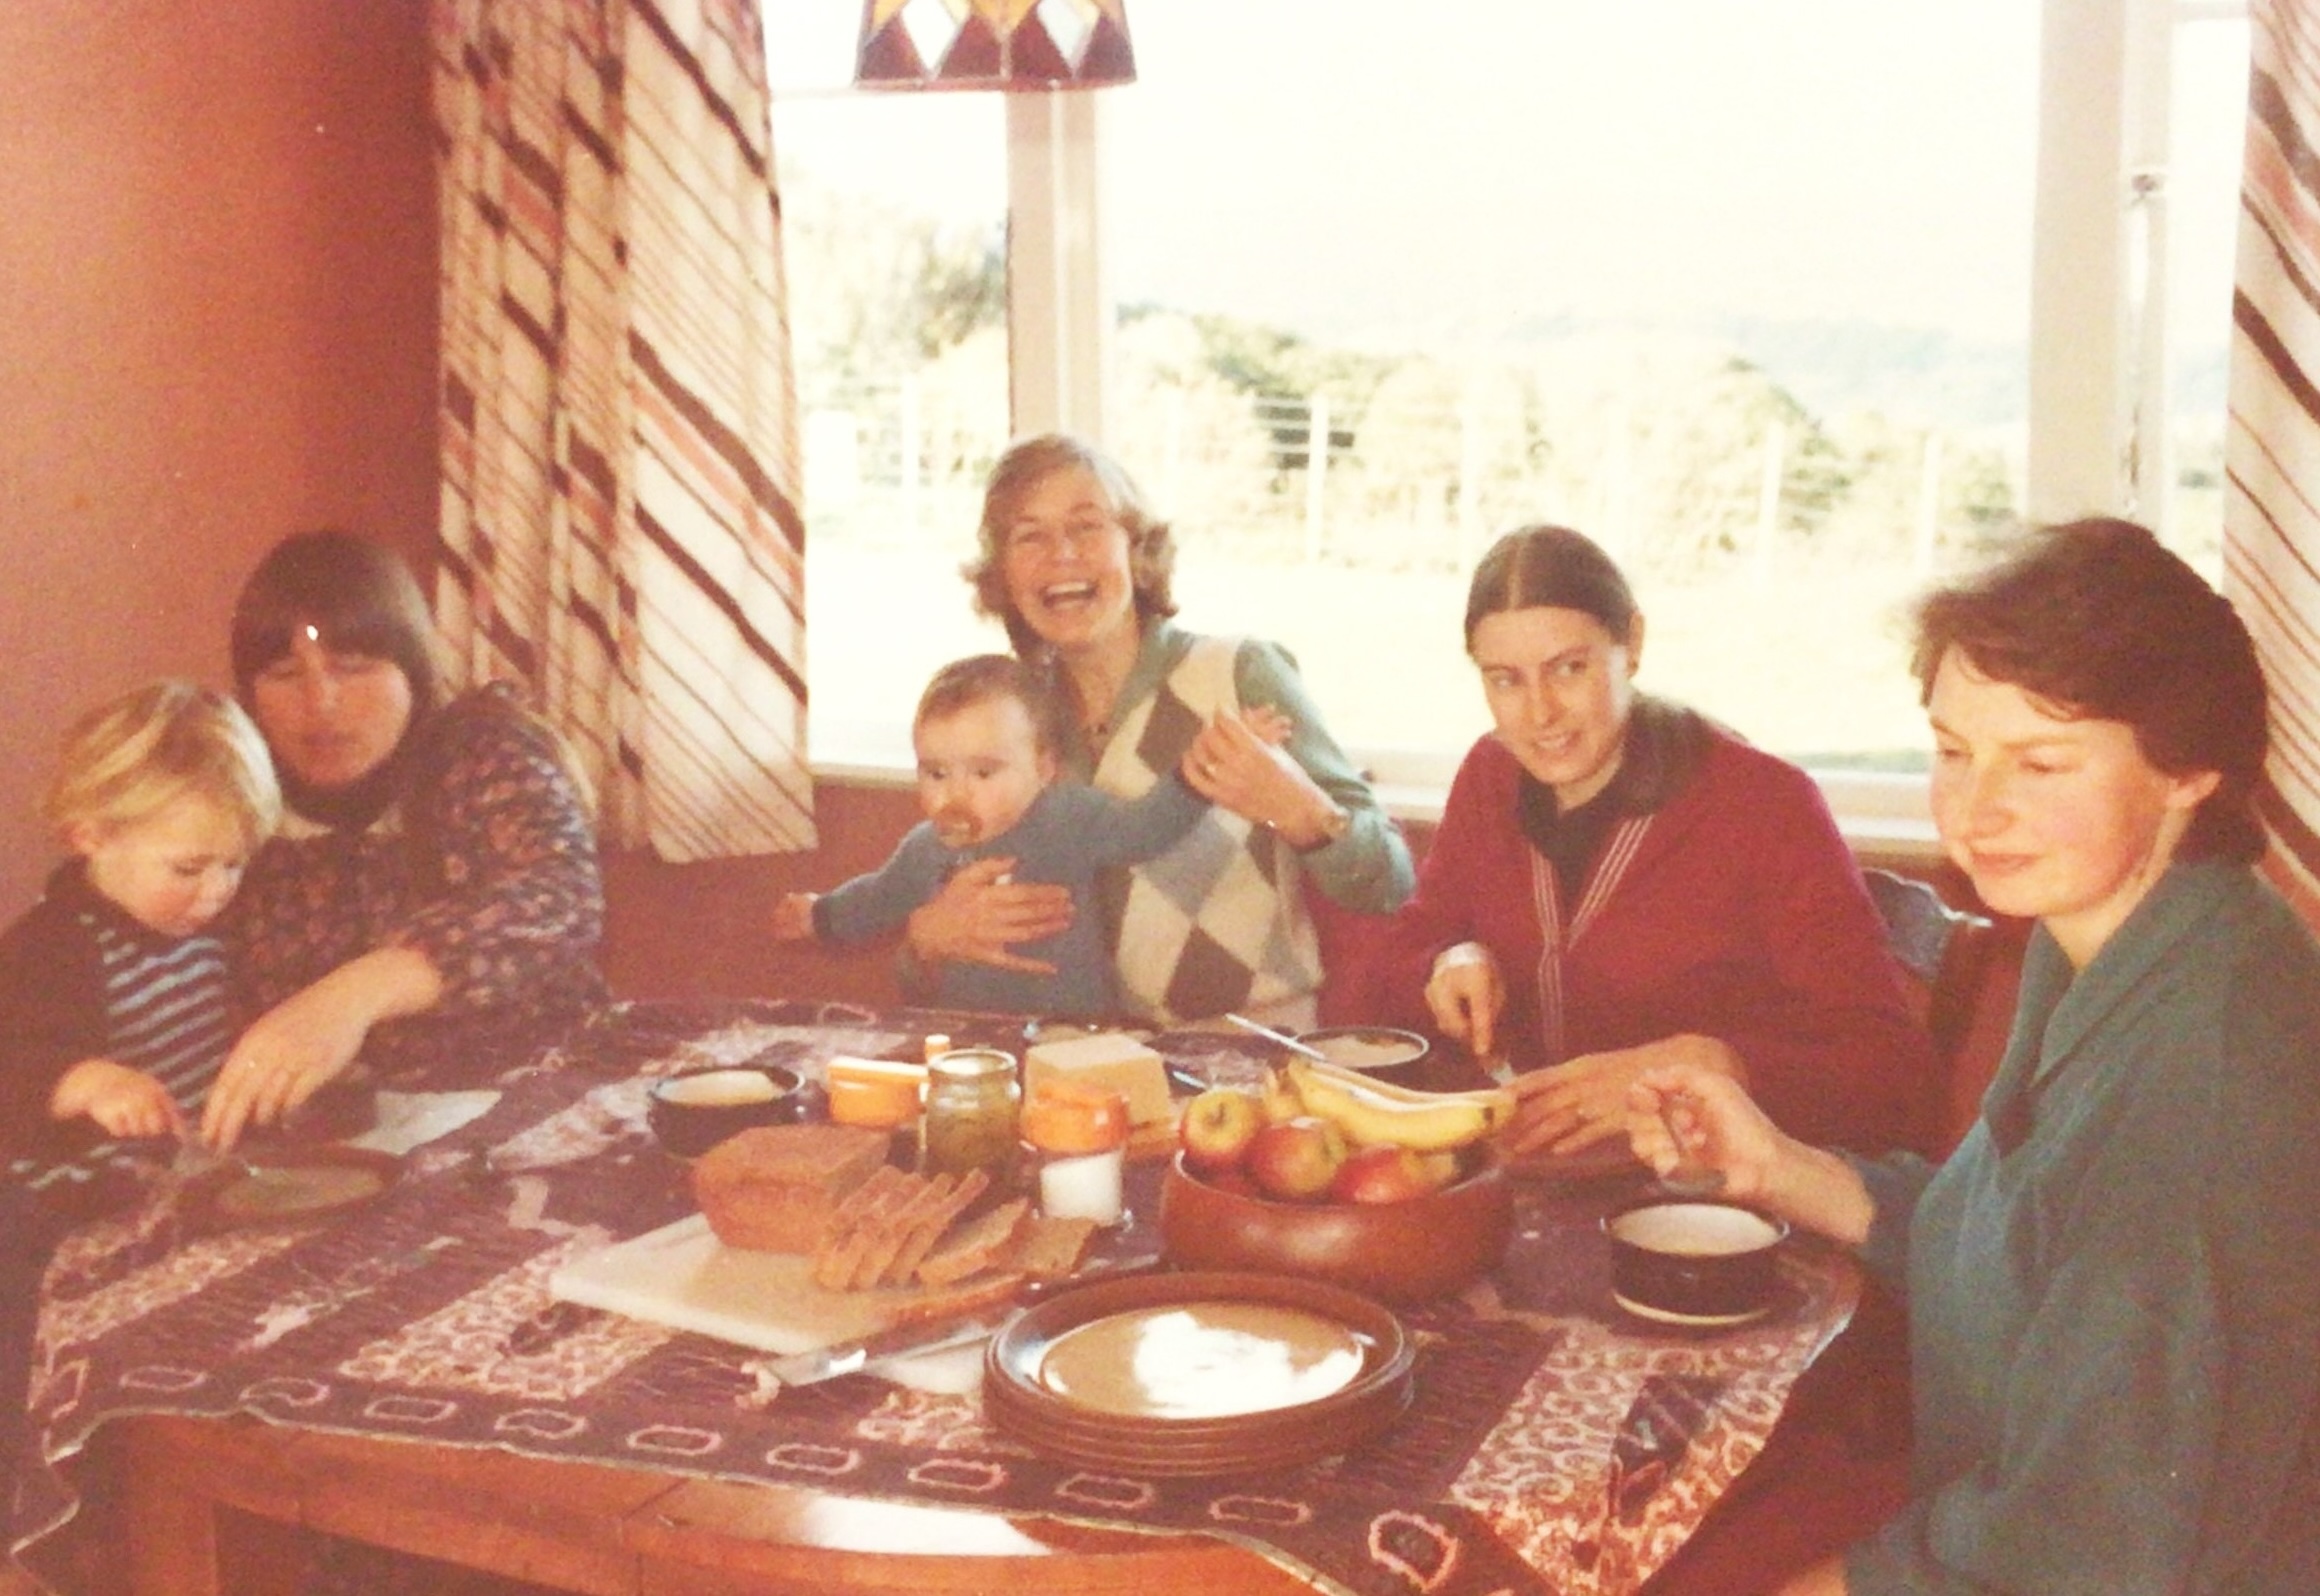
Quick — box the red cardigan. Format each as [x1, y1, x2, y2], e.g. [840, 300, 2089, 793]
[1362, 730, 1937, 1154]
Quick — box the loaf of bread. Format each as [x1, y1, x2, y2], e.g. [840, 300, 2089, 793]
[691, 1123, 888, 1253]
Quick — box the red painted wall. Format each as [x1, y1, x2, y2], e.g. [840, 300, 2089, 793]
[0, 0, 438, 919]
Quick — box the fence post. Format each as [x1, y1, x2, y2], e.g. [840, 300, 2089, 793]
[1304, 394, 1330, 564]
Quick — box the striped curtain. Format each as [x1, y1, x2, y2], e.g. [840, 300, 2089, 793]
[431, 0, 814, 860]
[2229, 0, 2320, 924]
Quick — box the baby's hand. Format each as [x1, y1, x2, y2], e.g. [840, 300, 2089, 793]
[1241, 704, 1295, 747]
[50, 1059, 183, 1142]
[772, 892, 820, 942]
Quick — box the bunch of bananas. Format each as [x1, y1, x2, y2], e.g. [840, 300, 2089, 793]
[1280, 1057, 1516, 1153]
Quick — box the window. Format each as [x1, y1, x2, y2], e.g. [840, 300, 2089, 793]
[764, 8, 1011, 768]
[765, 1, 2248, 826]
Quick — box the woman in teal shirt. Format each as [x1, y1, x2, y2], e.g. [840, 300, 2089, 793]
[1635, 519, 2320, 1593]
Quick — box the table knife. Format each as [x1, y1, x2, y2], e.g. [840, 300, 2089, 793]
[765, 1304, 1022, 1388]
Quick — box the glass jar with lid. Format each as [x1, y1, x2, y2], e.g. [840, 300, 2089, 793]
[920, 1047, 1021, 1185]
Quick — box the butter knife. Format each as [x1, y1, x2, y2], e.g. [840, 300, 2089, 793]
[765, 1303, 1022, 1388]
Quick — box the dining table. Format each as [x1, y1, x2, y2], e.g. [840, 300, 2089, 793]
[12, 998, 1861, 1596]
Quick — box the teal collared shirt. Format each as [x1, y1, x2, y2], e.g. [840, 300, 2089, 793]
[1849, 862, 2320, 1593]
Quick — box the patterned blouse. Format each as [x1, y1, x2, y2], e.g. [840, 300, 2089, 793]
[222, 683, 607, 1078]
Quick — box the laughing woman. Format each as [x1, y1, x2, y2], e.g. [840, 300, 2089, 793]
[1632, 519, 2320, 1593]
[901, 434, 1413, 1028]
[1364, 525, 1936, 1156]
[200, 531, 605, 1150]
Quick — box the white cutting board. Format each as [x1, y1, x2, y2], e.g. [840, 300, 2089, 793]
[549, 1214, 910, 1355]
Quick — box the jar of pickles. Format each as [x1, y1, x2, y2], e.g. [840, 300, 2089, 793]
[920, 1047, 1021, 1185]
[1020, 1079, 1130, 1225]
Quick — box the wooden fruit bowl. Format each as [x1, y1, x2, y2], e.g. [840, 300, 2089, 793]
[1156, 1151, 1514, 1305]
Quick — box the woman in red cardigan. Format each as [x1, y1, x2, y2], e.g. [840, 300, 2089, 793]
[1364, 526, 1937, 1158]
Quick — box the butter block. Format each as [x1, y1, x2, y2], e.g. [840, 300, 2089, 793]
[1023, 1032, 1173, 1127]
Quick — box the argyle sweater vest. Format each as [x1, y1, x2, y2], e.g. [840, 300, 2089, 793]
[1094, 636, 1323, 1024]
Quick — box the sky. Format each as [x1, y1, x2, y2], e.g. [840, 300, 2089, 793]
[764, 1, 2251, 359]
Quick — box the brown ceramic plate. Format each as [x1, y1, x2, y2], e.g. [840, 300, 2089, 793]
[983, 1270, 1412, 1474]
[182, 1145, 403, 1233]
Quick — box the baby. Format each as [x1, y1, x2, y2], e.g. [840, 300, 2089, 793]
[0, 680, 282, 1182]
[774, 654, 1212, 1018]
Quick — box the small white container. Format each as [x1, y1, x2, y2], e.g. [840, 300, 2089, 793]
[1037, 1146, 1127, 1226]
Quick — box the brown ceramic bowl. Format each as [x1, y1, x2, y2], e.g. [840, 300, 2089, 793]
[648, 1064, 808, 1158]
[1157, 1151, 1514, 1304]
[1603, 1199, 1790, 1327]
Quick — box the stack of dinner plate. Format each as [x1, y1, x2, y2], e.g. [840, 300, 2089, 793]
[981, 1269, 1413, 1476]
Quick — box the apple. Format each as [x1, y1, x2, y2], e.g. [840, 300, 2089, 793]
[1178, 1087, 1263, 1175]
[1330, 1143, 1451, 1205]
[1243, 1116, 1349, 1201]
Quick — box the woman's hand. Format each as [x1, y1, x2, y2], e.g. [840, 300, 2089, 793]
[1425, 941, 1506, 1058]
[50, 1059, 184, 1142]
[202, 946, 443, 1150]
[1627, 1063, 1876, 1246]
[1183, 709, 1344, 848]
[904, 856, 1072, 974]
[1504, 1034, 1746, 1158]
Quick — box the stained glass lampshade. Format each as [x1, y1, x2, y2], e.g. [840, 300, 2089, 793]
[856, 0, 1136, 90]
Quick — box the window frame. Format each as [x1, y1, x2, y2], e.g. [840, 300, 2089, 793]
[786, 0, 2242, 864]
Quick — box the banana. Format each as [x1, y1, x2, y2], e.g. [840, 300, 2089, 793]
[1282, 1057, 1516, 1152]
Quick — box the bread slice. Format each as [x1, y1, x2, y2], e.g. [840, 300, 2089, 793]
[1010, 1213, 1099, 1279]
[887, 1169, 993, 1287]
[886, 1267, 1026, 1326]
[843, 1171, 959, 1291]
[915, 1196, 1030, 1287]
[811, 1166, 922, 1289]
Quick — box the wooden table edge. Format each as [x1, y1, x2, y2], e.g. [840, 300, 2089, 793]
[114, 1414, 1319, 1595]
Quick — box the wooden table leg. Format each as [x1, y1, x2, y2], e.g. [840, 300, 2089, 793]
[119, 1418, 305, 1596]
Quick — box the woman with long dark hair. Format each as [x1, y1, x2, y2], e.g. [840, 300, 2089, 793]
[200, 530, 603, 1148]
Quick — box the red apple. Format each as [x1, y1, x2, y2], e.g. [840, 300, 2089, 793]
[1179, 1087, 1263, 1175]
[1243, 1116, 1350, 1201]
[1330, 1143, 1448, 1205]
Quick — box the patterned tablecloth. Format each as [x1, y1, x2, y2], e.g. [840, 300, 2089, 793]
[15, 1000, 1857, 1596]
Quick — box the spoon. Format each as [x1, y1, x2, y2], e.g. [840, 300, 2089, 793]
[1655, 1097, 1727, 1198]
[1222, 1012, 1332, 1063]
